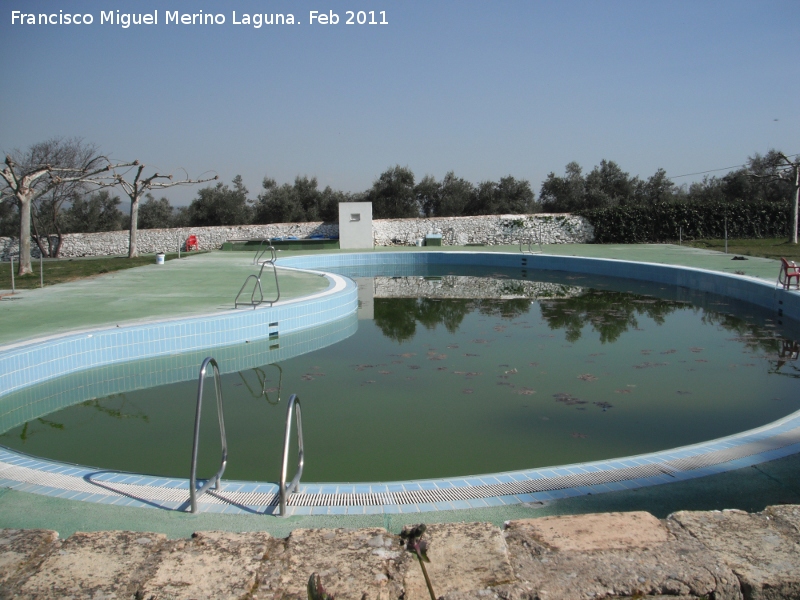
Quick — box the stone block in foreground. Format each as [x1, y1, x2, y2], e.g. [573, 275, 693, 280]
[13, 530, 165, 599]
[2, 505, 800, 599]
[139, 530, 276, 599]
[502, 511, 742, 599]
[670, 507, 800, 600]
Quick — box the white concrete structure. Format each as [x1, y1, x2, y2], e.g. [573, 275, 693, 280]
[338, 202, 373, 249]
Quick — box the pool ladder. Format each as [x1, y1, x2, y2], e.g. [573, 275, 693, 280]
[234, 244, 281, 309]
[188, 357, 304, 516]
[519, 222, 543, 254]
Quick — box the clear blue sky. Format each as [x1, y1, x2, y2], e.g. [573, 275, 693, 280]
[2, 0, 798, 206]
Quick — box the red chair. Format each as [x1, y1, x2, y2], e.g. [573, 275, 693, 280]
[779, 257, 800, 290]
[186, 235, 199, 251]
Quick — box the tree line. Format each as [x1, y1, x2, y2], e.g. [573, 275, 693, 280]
[2, 137, 797, 275]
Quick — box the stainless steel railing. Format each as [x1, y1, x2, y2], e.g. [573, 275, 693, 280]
[188, 357, 228, 513]
[234, 245, 281, 309]
[279, 394, 304, 517]
[519, 222, 543, 254]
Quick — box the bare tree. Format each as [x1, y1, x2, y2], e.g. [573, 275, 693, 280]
[0, 138, 131, 275]
[89, 163, 217, 257]
[31, 179, 83, 258]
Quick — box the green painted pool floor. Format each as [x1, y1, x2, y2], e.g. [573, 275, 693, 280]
[0, 252, 329, 347]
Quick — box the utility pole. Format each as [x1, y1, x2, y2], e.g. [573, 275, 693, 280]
[789, 157, 800, 244]
[751, 152, 799, 244]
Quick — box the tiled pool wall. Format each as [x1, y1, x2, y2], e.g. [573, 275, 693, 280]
[278, 251, 800, 323]
[0, 313, 358, 434]
[0, 273, 358, 401]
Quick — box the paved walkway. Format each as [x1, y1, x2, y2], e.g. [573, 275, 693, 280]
[0, 244, 798, 538]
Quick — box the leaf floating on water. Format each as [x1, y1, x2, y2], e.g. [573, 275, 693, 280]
[695, 358, 709, 363]
[614, 389, 632, 394]
[426, 352, 447, 361]
[570, 432, 588, 438]
[301, 374, 315, 381]
[447, 344, 459, 349]
[516, 388, 536, 395]
[676, 390, 691, 395]
[471, 339, 490, 344]
[661, 349, 677, 354]
[593, 401, 613, 410]
[689, 347, 704, 353]
[577, 373, 598, 382]
[436, 366, 448, 371]
[553, 392, 587, 406]
[464, 372, 481, 377]
[530, 362, 539, 366]
[640, 349, 652, 356]
[379, 371, 391, 375]
[362, 380, 376, 385]
[465, 353, 480, 357]
[400, 353, 416, 358]
[504, 368, 518, 375]
[633, 362, 668, 369]
[408, 365, 421, 370]
[462, 389, 474, 394]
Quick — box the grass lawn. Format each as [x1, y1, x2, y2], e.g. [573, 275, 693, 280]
[686, 237, 800, 262]
[0, 252, 207, 291]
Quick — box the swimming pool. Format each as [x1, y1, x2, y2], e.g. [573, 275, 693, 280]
[1, 253, 800, 511]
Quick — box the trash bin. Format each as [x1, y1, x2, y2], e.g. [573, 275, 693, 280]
[156, 253, 165, 265]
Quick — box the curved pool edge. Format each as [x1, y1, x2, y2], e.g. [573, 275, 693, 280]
[2, 251, 800, 516]
[2, 407, 799, 516]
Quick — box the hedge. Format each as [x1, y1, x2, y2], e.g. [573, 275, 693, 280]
[579, 201, 795, 244]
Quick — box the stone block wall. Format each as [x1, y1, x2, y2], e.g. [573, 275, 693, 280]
[373, 213, 593, 246]
[0, 214, 593, 261]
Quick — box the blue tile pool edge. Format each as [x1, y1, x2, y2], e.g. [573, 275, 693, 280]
[1, 251, 800, 516]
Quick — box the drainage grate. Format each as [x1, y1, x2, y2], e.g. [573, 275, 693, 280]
[2, 425, 799, 512]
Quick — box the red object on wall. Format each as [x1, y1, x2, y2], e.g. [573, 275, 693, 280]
[186, 235, 199, 251]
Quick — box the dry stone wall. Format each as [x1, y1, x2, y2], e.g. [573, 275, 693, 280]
[373, 213, 593, 246]
[3, 505, 799, 599]
[0, 214, 593, 261]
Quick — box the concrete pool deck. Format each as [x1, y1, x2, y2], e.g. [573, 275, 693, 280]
[1, 244, 799, 538]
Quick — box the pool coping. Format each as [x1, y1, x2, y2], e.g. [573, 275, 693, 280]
[2, 251, 800, 516]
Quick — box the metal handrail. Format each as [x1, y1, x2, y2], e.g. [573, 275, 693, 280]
[254, 242, 278, 265]
[234, 246, 281, 309]
[189, 357, 228, 513]
[279, 394, 304, 517]
[520, 222, 543, 254]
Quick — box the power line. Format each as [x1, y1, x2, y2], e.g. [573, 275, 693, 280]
[670, 153, 799, 180]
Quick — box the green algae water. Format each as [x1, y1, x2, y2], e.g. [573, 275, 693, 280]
[2, 268, 800, 483]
